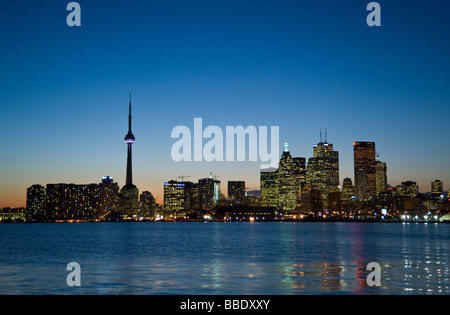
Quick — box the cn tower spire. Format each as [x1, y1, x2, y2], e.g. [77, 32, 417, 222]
[128, 93, 132, 134]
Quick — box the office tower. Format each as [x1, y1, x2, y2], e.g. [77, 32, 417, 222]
[375, 161, 388, 198]
[191, 183, 200, 213]
[139, 191, 156, 219]
[99, 176, 120, 219]
[431, 180, 443, 198]
[354, 141, 376, 200]
[261, 169, 278, 207]
[228, 181, 246, 204]
[293, 157, 306, 202]
[341, 177, 355, 201]
[198, 176, 221, 210]
[164, 180, 193, 219]
[120, 94, 139, 217]
[396, 181, 419, 198]
[26, 185, 46, 220]
[278, 143, 299, 211]
[306, 132, 339, 206]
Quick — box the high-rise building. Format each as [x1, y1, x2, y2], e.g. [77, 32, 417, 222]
[354, 141, 376, 200]
[198, 176, 221, 210]
[164, 180, 193, 219]
[306, 133, 339, 207]
[260, 169, 278, 207]
[45, 183, 101, 220]
[120, 94, 139, 217]
[99, 176, 120, 219]
[277, 143, 299, 211]
[293, 157, 306, 202]
[46, 184, 68, 220]
[26, 184, 46, 220]
[228, 181, 246, 204]
[139, 191, 156, 219]
[64, 184, 101, 220]
[431, 180, 443, 198]
[375, 161, 388, 197]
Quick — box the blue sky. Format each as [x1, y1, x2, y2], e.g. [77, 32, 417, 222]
[1, 0, 449, 206]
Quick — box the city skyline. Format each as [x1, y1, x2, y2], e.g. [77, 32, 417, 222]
[1, 1, 450, 208]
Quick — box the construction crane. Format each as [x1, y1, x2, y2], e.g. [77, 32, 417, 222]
[178, 174, 192, 182]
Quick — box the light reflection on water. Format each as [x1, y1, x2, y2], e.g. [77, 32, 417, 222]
[0, 222, 448, 295]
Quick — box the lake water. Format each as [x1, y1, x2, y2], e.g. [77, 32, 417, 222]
[0, 222, 448, 295]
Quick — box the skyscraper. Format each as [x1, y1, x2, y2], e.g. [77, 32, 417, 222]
[277, 143, 298, 211]
[139, 191, 156, 219]
[164, 180, 192, 219]
[306, 131, 339, 207]
[120, 94, 139, 217]
[354, 141, 376, 200]
[198, 176, 221, 210]
[99, 176, 120, 219]
[375, 161, 388, 197]
[260, 169, 278, 208]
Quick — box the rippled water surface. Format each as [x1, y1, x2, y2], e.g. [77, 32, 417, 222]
[0, 222, 448, 295]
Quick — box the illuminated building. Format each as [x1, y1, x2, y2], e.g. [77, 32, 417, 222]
[26, 184, 46, 220]
[396, 181, 419, 198]
[306, 131, 339, 207]
[45, 183, 101, 220]
[99, 176, 120, 219]
[260, 169, 278, 207]
[120, 94, 139, 217]
[198, 176, 221, 210]
[375, 161, 388, 198]
[354, 141, 376, 200]
[64, 184, 101, 220]
[139, 191, 156, 219]
[228, 181, 246, 204]
[46, 184, 69, 220]
[431, 180, 443, 198]
[293, 157, 307, 202]
[164, 180, 192, 219]
[277, 143, 299, 211]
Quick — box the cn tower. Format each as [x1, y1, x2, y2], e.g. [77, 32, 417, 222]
[121, 93, 139, 217]
[124, 93, 135, 186]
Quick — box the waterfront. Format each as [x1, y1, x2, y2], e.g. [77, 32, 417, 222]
[0, 222, 448, 295]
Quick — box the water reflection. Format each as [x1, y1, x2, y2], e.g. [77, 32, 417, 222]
[0, 222, 448, 294]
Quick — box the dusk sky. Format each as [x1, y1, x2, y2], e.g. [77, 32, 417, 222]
[1, 0, 449, 207]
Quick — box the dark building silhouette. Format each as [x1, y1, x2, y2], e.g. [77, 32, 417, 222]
[120, 94, 139, 217]
[26, 184, 46, 220]
[228, 181, 246, 204]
